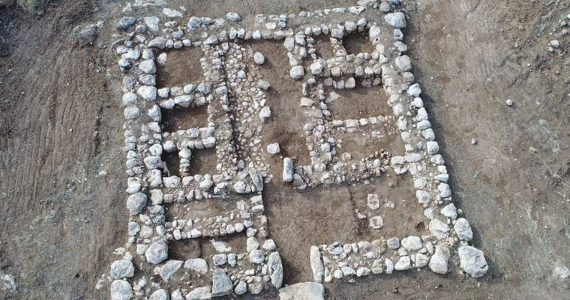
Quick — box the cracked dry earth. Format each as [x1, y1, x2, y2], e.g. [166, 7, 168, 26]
[1, 0, 569, 299]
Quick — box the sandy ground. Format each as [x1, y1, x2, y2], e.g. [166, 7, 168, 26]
[0, 0, 569, 299]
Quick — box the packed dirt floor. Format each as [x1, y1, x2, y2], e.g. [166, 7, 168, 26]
[0, 0, 569, 299]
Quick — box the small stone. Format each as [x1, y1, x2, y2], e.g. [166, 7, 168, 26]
[267, 143, 280, 155]
[110, 280, 133, 300]
[226, 12, 241, 22]
[290, 66, 305, 80]
[254, 52, 265, 65]
[554, 264, 570, 280]
[429, 219, 450, 239]
[505, 99, 513, 106]
[149, 289, 169, 300]
[137, 85, 157, 101]
[126, 193, 147, 215]
[458, 246, 488, 278]
[429, 245, 450, 274]
[369, 216, 384, 229]
[310, 246, 324, 282]
[110, 260, 135, 279]
[426, 141, 440, 155]
[395, 55, 411, 71]
[249, 249, 265, 264]
[211, 269, 233, 297]
[212, 254, 227, 266]
[259, 106, 272, 120]
[145, 241, 168, 264]
[441, 203, 458, 219]
[367, 193, 380, 210]
[235, 281, 247, 295]
[184, 258, 208, 275]
[394, 256, 411, 270]
[386, 237, 400, 249]
[549, 39, 560, 48]
[415, 253, 430, 268]
[258, 80, 271, 90]
[279, 282, 325, 300]
[144, 16, 160, 32]
[401, 236, 422, 251]
[384, 12, 407, 28]
[186, 287, 212, 300]
[454, 218, 473, 241]
[262, 239, 277, 251]
[116, 17, 136, 30]
[268, 252, 284, 288]
[282, 158, 294, 182]
[162, 8, 183, 18]
[310, 61, 324, 75]
[139, 59, 156, 74]
[156, 260, 182, 282]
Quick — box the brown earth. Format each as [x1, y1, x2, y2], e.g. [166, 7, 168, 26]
[0, 0, 569, 299]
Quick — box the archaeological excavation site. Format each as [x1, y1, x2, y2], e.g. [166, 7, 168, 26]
[1, 0, 569, 299]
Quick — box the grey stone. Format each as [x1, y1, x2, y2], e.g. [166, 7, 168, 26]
[458, 246, 488, 278]
[254, 52, 265, 65]
[116, 17, 136, 30]
[149, 289, 169, 300]
[290, 66, 305, 80]
[407, 83, 422, 97]
[282, 158, 294, 182]
[137, 85, 157, 101]
[395, 55, 411, 71]
[235, 281, 247, 295]
[426, 141, 440, 155]
[126, 193, 147, 215]
[144, 16, 160, 32]
[279, 282, 325, 300]
[429, 245, 450, 274]
[310, 246, 324, 282]
[258, 80, 271, 90]
[123, 106, 140, 120]
[184, 258, 209, 275]
[139, 59, 156, 74]
[156, 260, 182, 281]
[414, 253, 430, 268]
[145, 241, 168, 264]
[162, 8, 183, 18]
[249, 249, 265, 264]
[454, 218, 473, 241]
[110, 280, 133, 300]
[110, 259, 134, 279]
[211, 269, 233, 297]
[310, 61, 324, 75]
[387, 237, 400, 249]
[384, 12, 406, 28]
[267, 143, 280, 155]
[148, 37, 166, 49]
[268, 252, 283, 288]
[401, 236, 422, 251]
[429, 219, 450, 239]
[441, 203, 458, 219]
[186, 287, 211, 300]
[394, 256, 411, 270]
[226, 12, 241, 21]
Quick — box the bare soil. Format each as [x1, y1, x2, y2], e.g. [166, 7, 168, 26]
[0, 0, 569, 299]
[156, 47, 204, 88]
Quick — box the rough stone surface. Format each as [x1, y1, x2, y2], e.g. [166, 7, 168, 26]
[279, 282, 325, 300]
[211, 269, 233, 297]
[458, 245, 488, 278]
[110, 280, 133, 300]
[145, 241, 168, 264]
